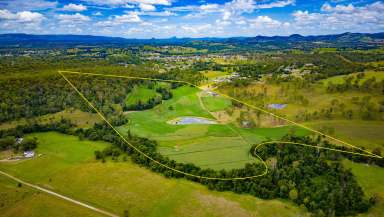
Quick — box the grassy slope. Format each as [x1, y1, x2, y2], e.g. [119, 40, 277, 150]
[305, 120, 384, 150]
[0, 132, 109, 182]
[320, 71, 384, 85]
[125, 85, 161, 107]
[0, 109, 101, 130]
[202, 96, 232, 112]
[343, 160, 384, 217]
[0, 132, 310, 217]
[0, 176, 103, 217]
[119, 86, 309, 169]
[218, 72, 384, 151]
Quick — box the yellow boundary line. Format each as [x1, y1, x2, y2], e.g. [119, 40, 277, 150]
[57, 70, 382, 180]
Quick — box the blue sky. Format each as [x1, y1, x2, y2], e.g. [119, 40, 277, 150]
[0, 0, 383, 38]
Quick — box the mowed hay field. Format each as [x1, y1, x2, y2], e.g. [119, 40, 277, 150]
[0, 132, 310, 217]
[118, 85, 310, 170]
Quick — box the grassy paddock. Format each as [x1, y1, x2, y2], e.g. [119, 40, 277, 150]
[305, 120, 384, 150]
[125, 85, 161, 107]
[0, 173, 104, 217]
[201, 96, 232, 112]
[0, 109, 100, 130]
[320, 71, 384, 85]
[0, 132, 310, 217]
[118, 85, 310, 169]
[343, 160, 384, 217]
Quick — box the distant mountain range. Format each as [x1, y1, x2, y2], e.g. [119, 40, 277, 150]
[0, 32, 383, 49]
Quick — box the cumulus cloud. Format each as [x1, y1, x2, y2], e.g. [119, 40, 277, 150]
[293, 1, 384, 32]
[0, 9, 45, 23]
[255, 0, 295, 9]
[115, 12, 142, 22]
[96, 11, 141, 27]
[0, 0, 58, 11]
[138, 10, 176, 16]
[249, 15, 290, 28]
[139, 3, 156, 11]
[57, 13, 91, 24]
[62, 3, 87, 12]
[82, 0, 171, 6]
[0, 9, 45, 31]
[178, 0, 295, 23]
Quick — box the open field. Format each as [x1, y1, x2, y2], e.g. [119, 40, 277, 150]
[0, 132, 311, 217]
[202, 70, 229, 80]
[217, 71, 384, 151]
[201, 95, 232, 112]
[320, 71, 384, 85]
[343, 160, 384, 217]
[0, 109, 101, 130]
[125, 84, 161, 108]
[117, 85, 309, 169]
[305, 120, 384, 150]
[0, 175, 104, 217]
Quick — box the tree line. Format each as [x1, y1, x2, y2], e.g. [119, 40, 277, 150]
[76, 122, 381, 217]
[1, 115, 382, 216]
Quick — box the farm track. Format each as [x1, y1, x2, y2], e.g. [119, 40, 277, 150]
[0, 170, 119, 217]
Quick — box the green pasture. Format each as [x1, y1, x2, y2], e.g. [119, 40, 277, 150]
[305, 120, 384, 150]
[320, 71, 384, 85]
[125, 85, 161, 107]
[201, 96, 232, 112]
[0, 109, 101, 130]
[202, 70, 228, 80]
[118, 85, 311, 170]
[0, 132, 109, 182]
[0, 132, 310, 217]
[343, 160, 384, 217]
[0, 175, 103, 217]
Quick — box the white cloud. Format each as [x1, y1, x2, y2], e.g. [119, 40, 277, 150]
[179, 0, 295, 22]
[0, 9, 45, 31]
[82, 0, 171, 6]
[255, 0, 295, 9]
[123, 4, 135, 8]
[139, 3, 156, 11]
[57, 13, 90, 24]
[200, 4, 220, 12]
[133, 0, 171, 5]
[62, 3, 87, 12]
[0, 0, 58, 11]
[293, 1, 384, 32]
[321, 3, 354, 13]
[0, 9, 45, 23]
[181, 24, 212, 35]
[93, 12, 103, 16]
[139, 10, 176, 16]
[115, 12, 141, 23]
[96, 11, 141, 27]
[249, 16, 283, 28]
[222, 11, 232, 20]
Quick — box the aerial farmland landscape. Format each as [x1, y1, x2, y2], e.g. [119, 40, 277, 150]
[0, 0, 384, 217]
